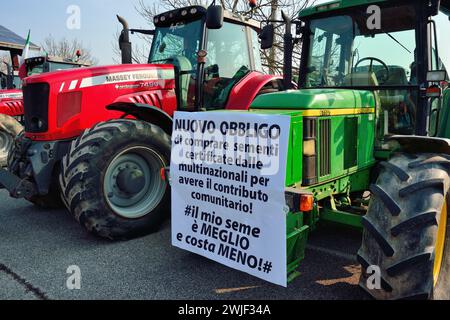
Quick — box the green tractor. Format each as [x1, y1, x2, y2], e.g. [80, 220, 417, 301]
[248, 0, 450, 299]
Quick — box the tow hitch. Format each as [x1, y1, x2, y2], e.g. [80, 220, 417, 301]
[0, 168, 37, 198]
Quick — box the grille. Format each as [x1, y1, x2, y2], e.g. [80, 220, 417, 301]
[23, 83, 50, 133]
[319, 119, 331, 177]
[344, 117, 358, 169]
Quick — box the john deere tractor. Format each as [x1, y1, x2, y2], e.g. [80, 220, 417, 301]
[0, 4, 282, 239]
[245, 0, 450, 299]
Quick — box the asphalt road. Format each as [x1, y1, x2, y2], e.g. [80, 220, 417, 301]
[0, 189, 369, 300]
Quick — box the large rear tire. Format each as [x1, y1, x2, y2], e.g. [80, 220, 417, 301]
[358, 153, 450, 300]
[60, 119, 171, 240]
[0, 114, 23, 167]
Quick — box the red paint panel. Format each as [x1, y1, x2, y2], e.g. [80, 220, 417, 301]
[23, 64, 177, 141]
[225, 72, 283, 110]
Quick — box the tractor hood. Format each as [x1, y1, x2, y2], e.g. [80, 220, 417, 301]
[20, 63, 178, 141]
[22, 64, 175, 91]
[0, 89, 23, 102]
[250, 88, 376, 110]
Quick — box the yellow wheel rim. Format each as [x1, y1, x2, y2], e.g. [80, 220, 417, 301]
[434, 199, 448, 286]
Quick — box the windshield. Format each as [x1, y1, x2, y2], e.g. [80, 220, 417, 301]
[149, 19, 202, 67]
[28, 61, 82, 76]
[48, 62, 81, 71]
[304, 3, 417, 88]
[203, 22, 253, 109]
[28, 64, 44, 76]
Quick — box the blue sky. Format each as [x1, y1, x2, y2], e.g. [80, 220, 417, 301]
[1, 0, 449, 69]
[0, 0, 151, 65]
[0, 0, 327, 65]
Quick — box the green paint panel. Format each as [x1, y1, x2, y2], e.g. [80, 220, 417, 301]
[305, 166, 373, 201]
[344, 117, 358, 169]
[320, 207, 363, 229]
[286, 211, 309, 279]
[315, 113, 375, 184]
[247, 109, 303, 186]
[251, 89, 375, 110]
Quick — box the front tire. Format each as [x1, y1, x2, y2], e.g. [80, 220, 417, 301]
[60, 119, 171, 240]
[358, 153, 450, 300]
[0, 114, 23, 167]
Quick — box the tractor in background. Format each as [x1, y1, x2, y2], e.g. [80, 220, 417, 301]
[244, 0, 450, 299]
[0, 4, 283, 239]
[1, 61, 22, 167]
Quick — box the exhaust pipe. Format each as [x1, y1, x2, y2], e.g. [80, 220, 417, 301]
[3, 62, 13, 89]
[117, 15, 132, 64]
[281, 11, 293, 90]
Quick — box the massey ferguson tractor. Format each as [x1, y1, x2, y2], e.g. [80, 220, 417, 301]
[242, 0, 450, 300]
[0, 55, 89, 167]
[0, 4, 283, 239]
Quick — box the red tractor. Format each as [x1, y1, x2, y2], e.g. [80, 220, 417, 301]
[0, 56, 89, 167]
[0, 5, 283, 239]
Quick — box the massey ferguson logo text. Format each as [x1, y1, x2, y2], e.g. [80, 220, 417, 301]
[105, 73, 156, 83]
[0, 93, 23, 99]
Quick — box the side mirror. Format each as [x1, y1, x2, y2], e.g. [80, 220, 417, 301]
[260, 24, 274, 50]
[429, 0, 441, 16]
[206, 5, 224, 29]
[427, 70, 447, 82]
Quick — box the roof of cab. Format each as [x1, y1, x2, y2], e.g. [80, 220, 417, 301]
[154, 5, 260, 31]
[299, 0, 450, 18]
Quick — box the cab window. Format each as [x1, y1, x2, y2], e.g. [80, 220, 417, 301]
[203, 22, 252, 109]
[304, 3, 419, 136]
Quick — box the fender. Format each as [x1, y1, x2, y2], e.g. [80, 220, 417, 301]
[388, 135, 450, 155]
[106, 102, 173, 135]
[225, 72, 284, 110]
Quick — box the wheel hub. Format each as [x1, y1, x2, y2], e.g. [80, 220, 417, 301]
[116, 168, 146, 195]
[103, 146, 167, 219]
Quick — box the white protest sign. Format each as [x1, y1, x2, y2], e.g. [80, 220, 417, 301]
[170, 111, 290, 286]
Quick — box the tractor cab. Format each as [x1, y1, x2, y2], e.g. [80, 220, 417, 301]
[24, 55, 90, 77]
[294, 0, 450, 142]
[147, 5, 263, 111]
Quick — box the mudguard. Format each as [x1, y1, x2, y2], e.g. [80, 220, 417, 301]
[225, 72, 284, 110]
[106, 102, 173, 135]
[388, 135, 450, 155]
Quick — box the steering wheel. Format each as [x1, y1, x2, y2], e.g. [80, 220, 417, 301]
[354, 57, 390, 85]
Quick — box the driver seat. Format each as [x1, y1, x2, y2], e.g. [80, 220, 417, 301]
[343, 71, 379, 87]
[378, 67, 408, 107]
